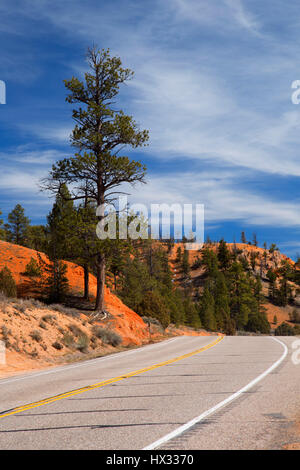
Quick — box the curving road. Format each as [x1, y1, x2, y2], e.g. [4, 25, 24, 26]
[0, 335, 299, 450]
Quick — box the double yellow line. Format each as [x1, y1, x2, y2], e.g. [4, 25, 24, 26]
[0, 335, 224, 420]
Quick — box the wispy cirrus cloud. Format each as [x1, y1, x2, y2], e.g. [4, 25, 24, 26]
[224, 0, 262, 36]
[0, 146, 66, 165]
[125, 170, 300, 228]
[0, 0, 300, 254]
[11, 0, 300, 178]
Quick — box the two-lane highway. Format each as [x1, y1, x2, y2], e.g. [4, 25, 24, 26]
[0, 335, 298, 450]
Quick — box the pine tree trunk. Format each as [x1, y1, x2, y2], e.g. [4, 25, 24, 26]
[83, 264, 89, 300]
[95, 253, 105, 312]
[95, 184, 106, 312]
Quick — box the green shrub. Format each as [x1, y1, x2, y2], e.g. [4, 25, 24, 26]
[29, 298, 45, 309]
[30, 330, 42, 342]
[91, 326, 122, 347]
[294, 324, 300, 335]
[76, 334, 89, 352]
[52, 341, 63, 350]
[275, 322, 295, 336]
[41, 314, 57, 324]
[141, 316, 163, 328]
[39, 320, 47, 330]
[14, 299, 31, 313]
[24, 257, 41, 277]
[1, 325, 11, 340]
[62, 333, 75, 348]
[0, 266, 17, 298]
[289, 309, 300, 324]
[42, 259, 70, 304]
[137, 291, 170, 329]
[68, 323, 84, 337]
[246, 313, 270, 334]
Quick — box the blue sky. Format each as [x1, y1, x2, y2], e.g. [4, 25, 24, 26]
[0, 0, 300, 258]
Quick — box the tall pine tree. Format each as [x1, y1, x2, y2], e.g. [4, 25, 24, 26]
[42, 47, 149, 313]
[5, 204, 30, 246]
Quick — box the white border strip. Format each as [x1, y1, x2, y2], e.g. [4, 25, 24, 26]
[143, 337, 288, 450]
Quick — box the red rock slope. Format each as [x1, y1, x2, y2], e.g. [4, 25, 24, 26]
[0, 240, 150, 345]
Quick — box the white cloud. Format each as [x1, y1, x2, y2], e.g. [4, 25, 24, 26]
[1, 0, 300, 237]
[23, 125, 72, 144]
[6, 0, 300, 178]
[128, 57, 300, 176]
[0, 168, 45, 192]
[123, 171, 300, 228]
[0, 147, 66, 165]
[224, 0, 262, 35]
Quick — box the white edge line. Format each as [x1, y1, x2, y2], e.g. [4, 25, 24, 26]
[143, 336, 288, 450]
[0, 336, 183, 386]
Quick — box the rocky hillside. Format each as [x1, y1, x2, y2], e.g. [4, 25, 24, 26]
[0, 240, 152, 345]
[0, 240, 210, 378]
[168, 241, 300, 330]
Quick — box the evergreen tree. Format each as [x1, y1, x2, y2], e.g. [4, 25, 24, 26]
[5, 204, 30, 246]
[138, 290, 170, 329]
[72, 198, 101, 299]
[263, 250, 268, 267]
[0, 210, 5, 240]
[232, 240, 238, 261]
[168, 289, 186, 326]
[246, 311, 270, 334]
[24, 257, 41, 277]
[201, 247, 219, 277]
[151, 248, 173, 290]
[165, 237, 175, 253]
[267, 269, 277, 303]
[289, 309, 300, 323]
[26, 225, 47, 252]
[192, 256, 201, 270]
[199, 284, 217, 331]
[0, 266, 17, 297]
[213, 271, 230, 331]
[107, 240, 129, 291]
[250, 251, 258, 271]
[118, 257, 154, 312]
[253, 274, 263, 302]
[241, 231, 247, 244]
[181, 248, 190, 278]
[275, 322, 295, 336]
[36, 185, 75, 303]
[269, 243, 278, 253]
[252, 233, 258, 247]
[38, 254, 69, 303]
[46, 184, 76, 260]
[228, 262, 253, 330]
[217, 239, 231, 271]
[42, 47, 149, 313]
[184, 296, 201, 329]
[239, 254, 250, 271]
[175, 246, 182, 264]
[276, 276, 291, 306]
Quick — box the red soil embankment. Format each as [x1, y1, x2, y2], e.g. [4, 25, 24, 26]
[0, 240, 151, 346]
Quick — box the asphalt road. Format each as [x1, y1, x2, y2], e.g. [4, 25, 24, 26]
[0, 335, 299, 450]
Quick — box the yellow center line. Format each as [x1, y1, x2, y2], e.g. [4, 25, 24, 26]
[0, 335, 224, 420]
